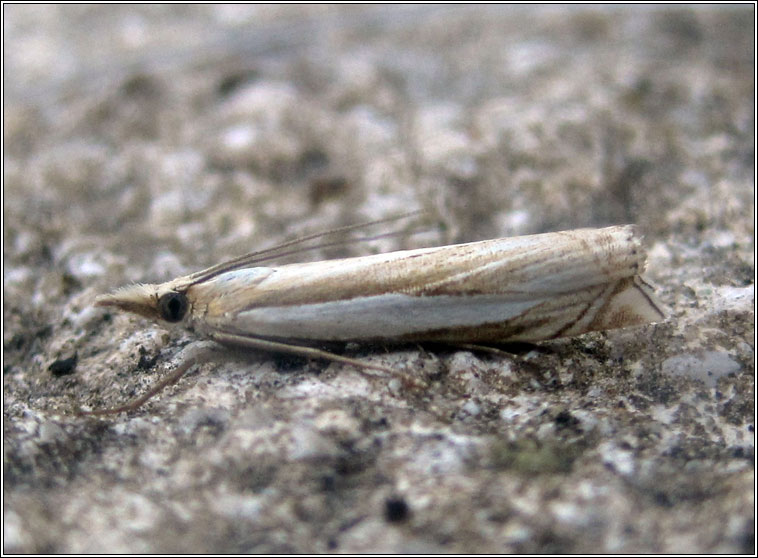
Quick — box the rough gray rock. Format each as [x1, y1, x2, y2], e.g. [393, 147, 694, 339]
[4, 5, 754, 553]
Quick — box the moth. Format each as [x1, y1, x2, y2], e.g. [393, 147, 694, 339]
[86, 217, 665, 414]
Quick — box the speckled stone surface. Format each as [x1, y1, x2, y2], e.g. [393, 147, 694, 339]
[4, 5, 754, 553]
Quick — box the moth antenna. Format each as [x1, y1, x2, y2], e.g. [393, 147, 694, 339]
[187, 210, 435, 285]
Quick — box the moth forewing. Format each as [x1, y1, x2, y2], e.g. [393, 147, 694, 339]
[185, 225, 665, 344]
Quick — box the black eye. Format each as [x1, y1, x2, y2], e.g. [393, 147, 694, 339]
[158, 292, 188, 322]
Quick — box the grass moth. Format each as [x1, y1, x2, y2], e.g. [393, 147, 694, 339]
[86, 218, 665, 414]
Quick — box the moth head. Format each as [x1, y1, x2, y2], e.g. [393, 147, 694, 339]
[95, 282, 190, 324]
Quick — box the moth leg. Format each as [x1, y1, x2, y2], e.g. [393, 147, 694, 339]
[449, 343, 516, 358]
[209, 332, 428, 389]
[447, 342, 542, 358]
[76, 357, 198, 416]
[77, 342, 219, 416]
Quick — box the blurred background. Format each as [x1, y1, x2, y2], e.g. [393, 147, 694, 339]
[4, 5, 754, 554]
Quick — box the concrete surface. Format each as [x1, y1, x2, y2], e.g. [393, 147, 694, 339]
[3, 5, 754, 553]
